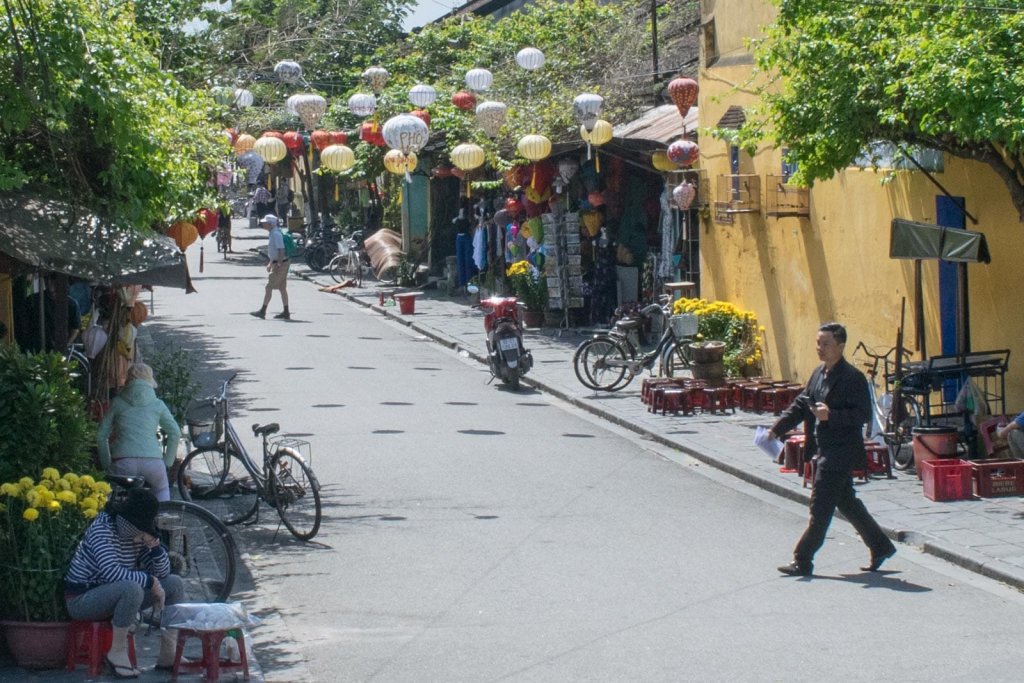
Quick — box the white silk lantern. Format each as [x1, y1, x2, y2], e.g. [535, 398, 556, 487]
[363, 66, 390, 93]
[274, 60, 302, 84]
[348, 93, 377, 118]
[382, 114, 430, 155]
[465, 68, 493, 93]
[253, 136, 287, 164]
[475, 101, 507, 138]
[573, 93, 604, 132]
[409, 84, 438, 108]
[291, 94, 327, 130]
[320, 144, 355, 172]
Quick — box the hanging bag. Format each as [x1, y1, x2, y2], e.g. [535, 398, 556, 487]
[81, 313, 108, 359]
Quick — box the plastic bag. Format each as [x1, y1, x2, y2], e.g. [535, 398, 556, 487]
[161, 602, 260, 632]
[81, 314, 108, 359]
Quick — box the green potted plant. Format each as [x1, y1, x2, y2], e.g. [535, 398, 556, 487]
[0, 470, 112, 668]
[507, 260, 548, 327]
[148, 344, 200, 427]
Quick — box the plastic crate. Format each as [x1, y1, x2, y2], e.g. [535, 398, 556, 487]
[971, 459, 1024, 498]
[922, 459, 973, 502]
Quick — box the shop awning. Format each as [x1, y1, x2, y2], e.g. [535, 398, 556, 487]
[889, 218, 990, 263]
[0, 193, 191, 289]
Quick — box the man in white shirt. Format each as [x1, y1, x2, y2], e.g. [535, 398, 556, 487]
[251, 215, 291, 320]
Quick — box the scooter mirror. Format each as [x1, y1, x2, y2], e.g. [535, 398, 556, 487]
[467, 284, 479, 294]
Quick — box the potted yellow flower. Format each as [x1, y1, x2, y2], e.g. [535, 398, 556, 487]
[673, 298, 765, 377]
[506, 260, 548, 327]
[0, 470, 111, 669]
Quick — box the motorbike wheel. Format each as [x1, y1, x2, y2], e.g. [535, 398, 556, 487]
[502, 372, 521, 391]
[573, 337, 630, 391]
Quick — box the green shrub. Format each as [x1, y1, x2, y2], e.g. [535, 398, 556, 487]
[0, 346, 96, 484]
[148, 345, 199, 426]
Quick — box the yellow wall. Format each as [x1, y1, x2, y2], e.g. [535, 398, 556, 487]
[698, 9, 1024, 410]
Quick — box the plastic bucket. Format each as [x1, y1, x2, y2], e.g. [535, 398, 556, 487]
[912, 426, 959, 479]
[394, 293, 417, 315]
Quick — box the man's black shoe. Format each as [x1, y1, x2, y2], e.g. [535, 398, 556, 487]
[273, 311, 290, 320]
[250, 310, 266, 319]
[778, 561, 812, 577]
[861, 545, 896, 572]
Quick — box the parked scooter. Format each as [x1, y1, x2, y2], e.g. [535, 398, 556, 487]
[479, 294, 533, 390]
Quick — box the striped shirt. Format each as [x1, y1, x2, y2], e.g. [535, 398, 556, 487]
[63, 512, 171, 594]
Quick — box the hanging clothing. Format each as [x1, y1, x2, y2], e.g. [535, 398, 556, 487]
[472, 225, 487, 272]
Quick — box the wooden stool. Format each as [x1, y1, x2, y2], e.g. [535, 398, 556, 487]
[702, 387, 734, 414]
[864, 441, 894, 479]
[66, 620, 137, 676]
[658, 388, 693, 416]
[641, 378, 677, 405]
[171, 628, 249, 682]
[783, 435, 806, 473]
[663, 281, 696, 303]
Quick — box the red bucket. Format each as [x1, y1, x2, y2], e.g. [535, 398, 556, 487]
[394, 293, 417, 315]
[912, 426, 959, 479]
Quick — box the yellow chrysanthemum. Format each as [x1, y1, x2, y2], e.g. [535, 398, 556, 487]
[25, 490, 40, 507]
[79, 475, 95, 486]
[56, 491, 77, 504]
[1, 482, 19, 496]
[83, 508, 98, 519]
[94, 482, 111, 495]
[55, 478, 71, 491]
[22, 507, 39, 521]
[19, 477, 34, 490]
[80, 496, 98, 510]
[39, 489, 55, 505]
[62, 473, 80, 485]
[41, 468, 60, 481]
[47, 500, 61, 512]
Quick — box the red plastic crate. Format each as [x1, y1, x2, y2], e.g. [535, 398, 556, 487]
[922, 459, 974, 502]
[971, 459, 1024, 498]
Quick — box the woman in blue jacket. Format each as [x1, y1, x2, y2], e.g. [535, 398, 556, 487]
[97, 363, 180, 501]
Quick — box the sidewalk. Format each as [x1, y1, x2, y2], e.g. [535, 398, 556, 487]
[291, 256, 1024, 592]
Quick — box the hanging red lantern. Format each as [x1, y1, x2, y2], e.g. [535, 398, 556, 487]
[283, 131, 304, 156]
[359, 121, 386, 147]
[667, 77, 699, 118]
[410, 109, 431, 127]
[195, 209, 218, 239]
[166, 221, 198, 251]
[263, 130, 285, 140]
[330, 131, 348, 146]
[311, 130, 332, 151]
[451, 90, 476, 111]
[667, 140, 700, 167]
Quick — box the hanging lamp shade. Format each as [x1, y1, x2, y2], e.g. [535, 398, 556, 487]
[382, 114, 430, 155]
[651, 150, 680, 173]
[515, 47, 545, 71]
[450, 143, 486, 171]
[310, 130, 332, 151]
[285, 94, 299, 116]
[465, 68, 493, 93]
[383, 150, 418, 175]
[233, 133, 256, 154]
[274, 60, 303, 84]
[254, 136, 287, 164]
[409, 83, 438, 108]
[673, 182, 697, 210]
[291, 94, 327, 129]
[580, 119, 613, 146]
[667, 139, 699, 167]
[363, 66, 390, 93]
[359, 121, 386, 147]
[476, 101, 507, 138]
[233, 88, 254, 109]
[320, 144, 355, 172]
[329, 131, 348, 145]
[167, 221, 198, 251]
[517, 134, 552, 161]
[196, 209, 219, 239]
[410, 109, 431, 127]
[348, 93, 377, 117]
[451, 90, 476, 111]
[573, 93, 604, 132]
[667, 77, 699, 117]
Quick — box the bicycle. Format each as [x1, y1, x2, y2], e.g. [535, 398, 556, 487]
[106, 474, 237, 603]
[328, 228, 368, 287]
[852, 342, 924, 470]
[303, 222, 341, 272]
[573, 299, 698, 391]
[176, 374, 323, 541]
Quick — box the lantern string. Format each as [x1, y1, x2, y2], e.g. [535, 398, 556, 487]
[199, 242, 205, 273]
[531, 163, 538, 190]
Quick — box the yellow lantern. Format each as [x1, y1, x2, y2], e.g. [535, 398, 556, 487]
[233, 133, 256, 155]
[517, 134, 551, 162]
[450, 143, 485, 171]
[580, 119, 613, 172]
[383, 150, 418, 176]
[253, 136, 287, 164]
[320, 144, 355, 172]
[651, 150, 681, 173]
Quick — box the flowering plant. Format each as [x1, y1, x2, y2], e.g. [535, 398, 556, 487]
[506, 260, 548, 312]
[0, 470, 111, 621]
[673, 297, 765, 376]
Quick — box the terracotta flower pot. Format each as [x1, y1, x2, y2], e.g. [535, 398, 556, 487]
[1, 620, 70, 669]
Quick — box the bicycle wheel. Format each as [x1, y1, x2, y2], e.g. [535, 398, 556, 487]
[890, 396, 923, 470]
[156, 500, 236, 602]
[269, 448, 322, 540]
[304, 244, 330, 271]
[342, 252, 363, 287]
[573, 337, 630, 391]
[327, 254, 346, 283]
[375, 263, 398, 285]
[178, 447, 260, 526]
[663, 339, 693, 377]
[177, 446, 231, 500]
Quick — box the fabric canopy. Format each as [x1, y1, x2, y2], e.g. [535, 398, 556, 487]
[0, 193, 191, 289]
[889, 218, 990, 264]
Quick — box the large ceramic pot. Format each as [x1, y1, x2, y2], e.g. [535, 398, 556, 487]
[688, 340, 726, 364]
[1, 620, 70, 669]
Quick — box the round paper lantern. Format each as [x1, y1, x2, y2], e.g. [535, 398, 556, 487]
[667, 77, 699, 117]
[129, 300, 149, 326]
[254, 136, 287, 164]
[329, 131, 348, 145]
[167, 221, 198, 251]
[291, 94, 326, 129]
[359, 121, 386, 147]
[383, 150, 418, 175]
[233, 88, 253, 109]
[450, 143, 485, 171]
[667, 140, 699, 167]
[233, 133, 256, 154]
[363, 66, 390, 93]
[195, 208, 218, 239]
[283, 131, 304, 156]
[517, 134, 551, 161]
[452, 90, 476, 111]
[410, 109, 431, 127]
[573, 93, 604, 132]
[348, 93, 377, 117]
[651, 150, 680, 172]
[310, 130, 332, 151]
[274, 60, 302, 84]
[465, 68, 493, 93]
[476, 101, 507, 138]
[580, 119, 613, 146]
[409, 83, 438, 108]
[673, 182, 697, 210]
[515, 47, 545, 71]
[382, 114, 430, 155]
[237, 150, 264, 182]
[212, 87, 235, 106]
[285, 94, 299, 116]
[320, 144, 355, 172]
[263, 130, 284, 140]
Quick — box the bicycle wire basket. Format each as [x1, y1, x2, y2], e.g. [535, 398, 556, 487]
[186, 402, 225, 449]
[669, 313, 699, 338]
[269, 436, 313, 467]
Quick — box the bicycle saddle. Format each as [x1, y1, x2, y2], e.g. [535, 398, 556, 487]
[252, 423, 280, 437]
[615, 318, 643, 331]
[106, 474, 145, 489]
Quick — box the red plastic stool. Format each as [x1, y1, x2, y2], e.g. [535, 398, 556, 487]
[783, 435, 806, 473]
[171, 628, 249, 682]
[864, 441, 894, 479]
[66, 620, 137, 676]
[702, 387, 734, 414]
[659, 388, 693, 416]
[641, 378, 677, 405]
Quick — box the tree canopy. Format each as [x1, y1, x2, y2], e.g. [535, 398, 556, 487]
[743, 0, 1024, 220]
